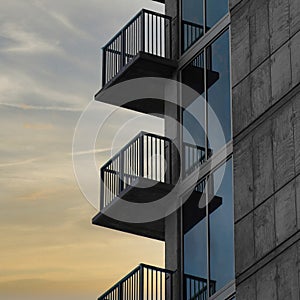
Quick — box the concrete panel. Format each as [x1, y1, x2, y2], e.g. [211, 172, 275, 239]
[271, 42, 292, 104]
[252, 120, 274, 206]
[233, 135, 254, 220]
[254, 197, 275, 259]
[229, 0, 245, 10]
[295, 175, 300, 230]
[251, 58, 272, 120]
[235, 213, 255, 275]
[290, 0, 300, 36]
[269, 0, 290, 52]
[256, 259, 277, 300]
[276, 245, 299, 300]
[293, 92, 300, 174]
[272, 102, 295, 190]
[275, 180, 297, 245]
[232, 76, 252, 136]
[291, 31, 300, 88]
[249, 0, 270, 70]
[236, 274, 256, 300]
[231, 1, 250, 86]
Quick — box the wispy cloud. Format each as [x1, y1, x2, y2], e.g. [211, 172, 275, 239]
[33, 0, 94, 41]
[0, 102, 83, 112]
[0, 157, 41, 168]
[0, 23, 61, 54]
[71, 147, 112, 156]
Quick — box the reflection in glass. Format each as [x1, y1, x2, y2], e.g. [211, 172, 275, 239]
[182, 0, 204, 52]
[181, 0, 229, 53]
[184, 180, 207, 299]
[182, 52, 206, 176]
[209, 159, 234, 294]
[207, 30, 231, 154]
[206, 0, 229, 28]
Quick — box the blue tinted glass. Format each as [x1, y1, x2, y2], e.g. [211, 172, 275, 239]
[182, 0, 204, 51]
[182, 52, 206, 176]
[184, 180, 207, 299]
[209, 159, 234, 294]
[206, 0, 229, 28]
[207, 30, 231, 154]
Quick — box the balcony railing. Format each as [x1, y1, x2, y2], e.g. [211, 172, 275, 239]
[100, 132, 173, 209]
[100, 131, 214, 210]
[98, 264, 173, 300]
[184, 274, 216, 300]
[102, 9, 172, 86]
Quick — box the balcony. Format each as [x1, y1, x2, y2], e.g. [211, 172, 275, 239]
[95, 9, 177, 115]
[92, 131, 222, 240]
[98, 264, 173, 300]
[97, 263, 215, 300]
[184, 274, 216, 300]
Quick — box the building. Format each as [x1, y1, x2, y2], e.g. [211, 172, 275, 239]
[92, 0, 300, 299]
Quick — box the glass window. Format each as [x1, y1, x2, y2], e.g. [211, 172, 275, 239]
[209, 159, 234, 294]
[206, 0, 229, 28]
[207, 30, 231, 154]
[181, 0, 229, 53]
[182, 0, 204, 52]
[182, 52, 206, 177]
[181, 30, 231, 175]
[183, 159, 234, 299]
[184, 180, 208, 299]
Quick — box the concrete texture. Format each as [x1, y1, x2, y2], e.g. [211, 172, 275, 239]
[231, 1, 250, 87]
[250, 58, 272, 120]
[249, 0, 270, 70]
[253, 119, 274, 206]
[231, 0, 300, 297]
[272, 101, 295, 190]
[235, 212, 255, 275]
[233, 134, 253, 220]
[254, 196, 275, 259]
[270, 42, 292, 104]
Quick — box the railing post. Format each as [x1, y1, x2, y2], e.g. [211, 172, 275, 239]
[100, 168, 105, 209]
[102, 49, 107, 87]
[139, 265, 144, 300]
[169, 18, 172, 59]
[120, 150, 124, 192]
[118, 281, 122, 300]
[141, 10, 145, 52]
[121, 30, 126, 67]
[139, 134, 144, 177]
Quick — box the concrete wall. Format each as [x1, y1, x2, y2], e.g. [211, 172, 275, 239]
[230, 0, 300, 298]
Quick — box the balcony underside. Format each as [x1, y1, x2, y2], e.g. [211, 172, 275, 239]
[95, 54, 219, 117]
[93, 177, 222, 241]
[95, 52, 177, 115]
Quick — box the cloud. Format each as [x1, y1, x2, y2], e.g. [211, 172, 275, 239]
[0, 23, 61, 54]
[33, 0, 94, 41]
[0, 102, 83, 112]
[0, 157, 41, 168]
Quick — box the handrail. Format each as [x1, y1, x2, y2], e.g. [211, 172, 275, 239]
[100, 131, 173, 209]
[184, 273, 216, 300]
[98, 263, 174, 300]
[102, 9, 172, 86]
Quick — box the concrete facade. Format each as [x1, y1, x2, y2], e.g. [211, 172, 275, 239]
[230, 0, 300, 298]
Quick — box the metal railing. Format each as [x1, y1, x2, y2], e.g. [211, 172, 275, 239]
[183, 143, 212, 178]
[182, 20, 205, 52]
[184, 274, 216, 300]
[100, 132, 172, 209]
[102, 9, 172, 86]
[98, 264, 174, 300]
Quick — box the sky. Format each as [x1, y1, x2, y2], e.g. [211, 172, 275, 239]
[0, 1, 166, 299]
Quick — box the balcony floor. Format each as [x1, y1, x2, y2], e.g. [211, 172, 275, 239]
[93, 177, 222, 241]
[95, 52, 177, 116]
